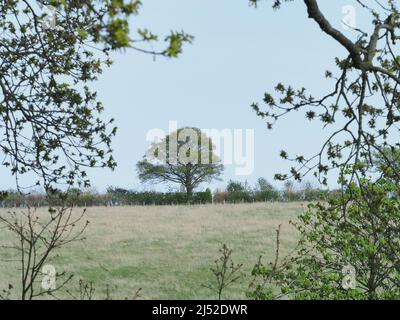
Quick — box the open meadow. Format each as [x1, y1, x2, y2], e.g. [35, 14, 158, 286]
[0, 202, 305, 299]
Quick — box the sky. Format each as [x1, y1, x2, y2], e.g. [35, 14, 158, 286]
[0, 0, 375, 192]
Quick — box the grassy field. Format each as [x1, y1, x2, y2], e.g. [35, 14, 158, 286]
[0, 202, 305, 299]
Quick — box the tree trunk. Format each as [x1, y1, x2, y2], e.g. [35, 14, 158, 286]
[186, 185, 193, 197]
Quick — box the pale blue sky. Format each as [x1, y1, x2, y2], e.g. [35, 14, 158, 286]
[0, 1, 375, 191]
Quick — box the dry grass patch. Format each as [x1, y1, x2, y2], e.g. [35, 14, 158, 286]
[0, 202, 305, 299]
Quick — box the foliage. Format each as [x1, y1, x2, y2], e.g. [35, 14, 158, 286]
[282, 180, 299, 202]
[248, 225, 283, 300]
[224, 181, 251, 202]
[255, 178, 273, 192]
[244, 1, 400, 301]
[137, 127, 224, 196]
[254, 178, 281, 201]
[203, 244, 244, 300]
[0, 1, 192, 190]
[225, 191, 253, 203]
[373, 147, 400, 183]
[251, 0, 400, 186]
[106, 187, 212, 205]
[252, 190, 281, 202]
[0, 191, 8, 202]
[0, 180, 332, 207]
[226, 180, 248, 193]
[214, 178, 329, 203]
[248, 176, 400, 300]
[301, 181, 329, 202]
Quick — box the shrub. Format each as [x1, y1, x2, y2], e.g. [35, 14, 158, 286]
[248, 177, 400, 300]
[106, 188, 212, 206]
[253, 178, 280, 202]
[226, 180, 247, 192]
[226, 191, 253, 203]
[192, 189, 213, 204]
[253, 190, 280, 202]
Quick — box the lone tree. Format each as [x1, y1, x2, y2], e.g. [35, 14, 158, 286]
[0, 0, 192, 191]
[137, 127, 223, 196]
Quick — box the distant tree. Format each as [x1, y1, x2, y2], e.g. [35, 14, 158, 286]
[300, 181, 326, 202]
[0, 1, 192, 190]
[226, 180, 247, 193]
[283, 180, 296, 202]
[302, 181, 313, 192]
[137, 127, 223, 196]
[255, 178, 273, 192]
[373, 147, 400, 183]
[254, 177, 279, 201]
[225, 180, 253, 203]
[0, 191, 8, 202]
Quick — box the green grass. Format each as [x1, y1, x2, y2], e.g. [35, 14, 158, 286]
[0, 202, 304, 299]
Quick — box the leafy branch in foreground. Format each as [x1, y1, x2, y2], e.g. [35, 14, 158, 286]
[0, 1, 192, 190]
[248, 173, 400, 300]
[248, 224, 289, 300]
[0, 206, 88, 300]
[250, 0, 400, 185]
[203, 244, 244, 300]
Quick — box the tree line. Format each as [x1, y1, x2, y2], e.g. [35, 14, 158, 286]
[0, 178, 334, 208]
